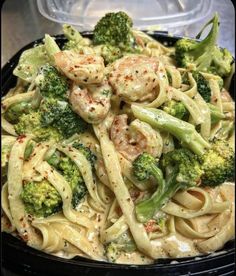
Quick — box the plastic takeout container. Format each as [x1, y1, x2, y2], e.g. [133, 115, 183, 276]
[37, 0, 213, 34]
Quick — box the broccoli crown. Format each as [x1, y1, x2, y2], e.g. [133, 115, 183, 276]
[162, 100, 188, 120]
[40, 98, 88, 138]
[200, 139, 234, 186]
[4, 102, 32, 123]
[161, 148, 202, 186]
[72, 142, 97, 168]
[105, 232, 136, 262]
[100, 44, 123, 64]
[192, 71, 211, 102]
[175, 39, 198, 68]
[35, 64, 69, 100]
[133, 152, 157, 181]
[47, 153, 87, 208]
[93, 12, 134, 49]
[21, 180, 62, 217]
[175, 14, 233, 77]
[14, 111, 62, 142]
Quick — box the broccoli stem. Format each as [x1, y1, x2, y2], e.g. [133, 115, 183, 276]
[194, 15, 219, 70]
[135, 167, 181, 223]
[135, 165, 165, 222]
[63, 24, 83, 42]
[208, 103, 225, 124]
[44, 34, 60, 62]
[131, 105, 210, 155]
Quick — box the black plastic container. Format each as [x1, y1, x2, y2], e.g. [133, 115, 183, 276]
[1, 33, 235, 276]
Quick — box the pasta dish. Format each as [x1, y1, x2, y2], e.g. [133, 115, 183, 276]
[1, 12, 235, 264]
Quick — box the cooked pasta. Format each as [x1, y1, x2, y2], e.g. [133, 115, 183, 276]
[1, 13, 235, 264]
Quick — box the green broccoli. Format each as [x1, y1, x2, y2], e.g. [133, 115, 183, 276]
[208, 103, 225, 124]
[58, 157, 87, 208]
[133, 150, 202, 222]
[62, 24, 86, 50]
[200, 139, 234, 186]
[131, 105, 210, 156]
[44, 34, 61, 63]
[4, 102, 33, 123]
[35, 64, 69, 100]
[4, 91, 42, 124]
[21, 180, 62, 217]
[46, 152, 87, 208]
[105, 232, 136, 262]
[72, 142, 97, 169]
[40, 98, 88, 138]
[131, 105, 234, 188]
[24, 141, 36, 160]
[162, 100, 189, 120]
[100, 44, 123, 64]
[192, 71, 211, 102]
[13, 45, 50, 82]
[93, 12, 135, 50]
[175, 13, 233, 77]
[14, 111, 62, 142]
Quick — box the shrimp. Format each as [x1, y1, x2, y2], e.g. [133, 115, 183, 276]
[54, 50, 105, 84]
[110, 114, 163, 161]
[108, 55, 159, 102]
[70, 80, 112, 124]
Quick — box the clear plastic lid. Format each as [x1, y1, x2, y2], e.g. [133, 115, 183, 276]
[37, 0, 213, 34]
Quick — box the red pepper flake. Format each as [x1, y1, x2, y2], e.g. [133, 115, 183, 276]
[144, 220, 157, 233]
[17, 135, 26, 143]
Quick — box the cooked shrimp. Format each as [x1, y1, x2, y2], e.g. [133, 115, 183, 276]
[110, 114, 163, 161]
[70, 80, 112, 124]
[54, 50, 105, 84]
[108, 55, 159, 102]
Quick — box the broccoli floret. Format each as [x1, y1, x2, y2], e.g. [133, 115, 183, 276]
[200, 139, 234, 186]
[14, 111, 62, 142]
[131, 105, 210, 156]
[93, 12, 135, 50]
[40, 98, 88, 138]
[4, 102, 32, 123]
[175, 14, 233, 77]
[100, 44, 123, 64]
[4, 91, 42, 124]
[72, 142, 97, 169]
[35, 64, 69, 100]
[58, 157, 87, 208]
[21, 180, 62, 217]
[162, 100, 188, 120]
[105, 232, 136, 262]
[192, 71, 211, 102]
[133, 150, 202, 222]
[46, 153, 87, 208]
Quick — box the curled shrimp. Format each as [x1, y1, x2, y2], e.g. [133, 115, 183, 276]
[70, 80, 112, 124]
[110, 114, 163, 161]
[54, 50, 105, 84]
[108, 55, 159, 102]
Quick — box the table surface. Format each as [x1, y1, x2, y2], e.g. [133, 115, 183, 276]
[1, 0, 235, 275]
[1, 0, 235, 67]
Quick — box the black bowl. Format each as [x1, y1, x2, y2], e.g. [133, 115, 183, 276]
[1, 33, 235, 276]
